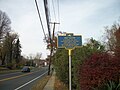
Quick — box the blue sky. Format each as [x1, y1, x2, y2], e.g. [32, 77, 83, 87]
[0, 0, 120, 58]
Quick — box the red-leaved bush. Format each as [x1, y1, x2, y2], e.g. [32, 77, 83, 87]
[114, 27, 120, 58]
[79, 52, 120, 90]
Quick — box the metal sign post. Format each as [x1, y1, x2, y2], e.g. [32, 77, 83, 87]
[57, 33, 82, 90]
[68, 49, 72, 90]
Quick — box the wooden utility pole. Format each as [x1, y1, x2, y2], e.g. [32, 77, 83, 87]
[48, 22, 60, 75]
[43, 0, 60, 75]
[43, 0, 52, 75]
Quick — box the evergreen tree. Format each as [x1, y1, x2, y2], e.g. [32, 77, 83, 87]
[13, 38, 21, 64]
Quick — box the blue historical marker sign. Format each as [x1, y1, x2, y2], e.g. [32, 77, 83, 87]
[58, 33, 82, 49]
[58, 33, 82, 90]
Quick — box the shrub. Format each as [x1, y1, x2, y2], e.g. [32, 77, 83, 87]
[79, 52, 120, 90]
[53, 49, 69, 85]
[93, 80, 120, 90]
[6, 63, 16, 69]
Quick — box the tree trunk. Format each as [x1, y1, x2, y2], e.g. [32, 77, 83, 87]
[48, 48, 53, 75]
[1, 54, 5, 65]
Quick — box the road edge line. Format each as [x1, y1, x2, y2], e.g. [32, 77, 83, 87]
[14, 71, 48, 90]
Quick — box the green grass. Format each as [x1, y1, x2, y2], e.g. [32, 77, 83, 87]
[0, 69, 20, 74]
[0, 66, 20, 74]
[0, 66, 8, 69]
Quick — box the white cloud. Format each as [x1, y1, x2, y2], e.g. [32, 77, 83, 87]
[59, 0, 120, 42]
[0, 0, 49, 58]
[0, 0, 119, 58]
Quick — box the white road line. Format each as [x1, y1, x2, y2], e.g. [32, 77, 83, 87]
[14, 71, 48, 90]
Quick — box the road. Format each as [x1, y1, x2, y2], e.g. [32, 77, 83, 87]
[0, 67, 48, 90]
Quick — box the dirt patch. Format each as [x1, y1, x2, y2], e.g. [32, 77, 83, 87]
[31, 75, 51, 90]
[54, 76, 68, 90]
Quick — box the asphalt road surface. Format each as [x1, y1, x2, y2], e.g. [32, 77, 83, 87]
[0, 67, 48, 90]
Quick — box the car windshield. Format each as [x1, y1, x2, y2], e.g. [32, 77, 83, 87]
[22, 66, 29, 69]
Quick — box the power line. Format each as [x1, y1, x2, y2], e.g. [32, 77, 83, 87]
[50, 0, 60, 32]
[43, 0, 52, 41]
[43, 0, 53, 75]
[56, 0, 60, 31]
[52, 0, 57, 21]
[57, 0, 60, 23]
[34, 0, 46, 39]
[47, 0, 52, 24]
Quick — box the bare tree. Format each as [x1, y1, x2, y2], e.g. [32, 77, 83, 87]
[0, 10, 11, 64]
[35, 52, 42, 60]
[0, 10, 11, 41]
[2, 32, 18, 65]
[102, 22, 120, 52]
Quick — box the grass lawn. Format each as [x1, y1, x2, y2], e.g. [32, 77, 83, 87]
[0, 66, 20, 74]
[0, 69, 20, 74]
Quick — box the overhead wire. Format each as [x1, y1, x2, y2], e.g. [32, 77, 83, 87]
[43, 0, 53, 75]
[47, 0, 52, 31]
[50, 0, 60, 31]
[57, 0, 60, 23]
[47, 0, 51, 23]
[57, 0, 60, 31]
[51, 0, 57, 22]
[34, 0, 46, 39]
[43, 0, 52, 45]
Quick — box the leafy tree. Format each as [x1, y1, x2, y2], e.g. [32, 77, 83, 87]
[71, 38, 105, 89]
[78, 22, 120, 90]
[114, 26, 120, 58]
[53, 37, 105, 89]
[79, 52, 120, 90]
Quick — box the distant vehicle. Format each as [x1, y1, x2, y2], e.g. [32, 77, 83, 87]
[21, 66, 30, 72]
